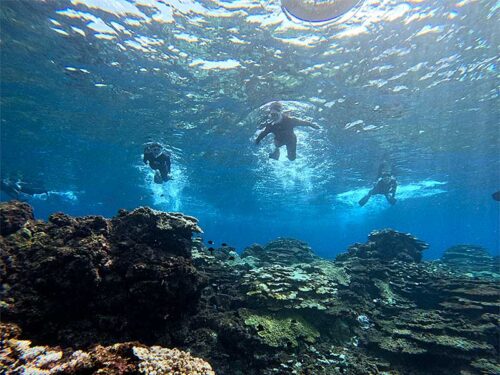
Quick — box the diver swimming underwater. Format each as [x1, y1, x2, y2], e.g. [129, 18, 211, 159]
[255, 102, 320, 161]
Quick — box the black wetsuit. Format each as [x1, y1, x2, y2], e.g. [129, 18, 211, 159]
[255, 115, 317, 161]
[359, 176, 397, 206]
[370, 177, 397, 198]
[143, 148, 171, 182]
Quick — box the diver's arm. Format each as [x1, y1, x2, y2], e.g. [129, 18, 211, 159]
[291, 117, 320, 129]
[255, 127, 271, 144]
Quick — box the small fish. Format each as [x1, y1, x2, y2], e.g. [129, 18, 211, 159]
[208, 240, 214, 245]
[221, 243, 228, 247]
[492, 191, 500, 201]
[160, 194, 165, 197]
[208, 247, 215, 255]
[228, 255, 235, 261]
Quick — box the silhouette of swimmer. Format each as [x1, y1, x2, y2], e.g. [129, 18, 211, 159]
[143, 142, 171, 184]
[255, 102, 320, 161]
[359, 162, 397, 206]
[1, 178, 48, 200]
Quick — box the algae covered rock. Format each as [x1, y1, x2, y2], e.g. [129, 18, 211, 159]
[337, 228, 429, 263]
[241, 309, 319, 348]
[0, 201, 205, 347]
[111, 206, 202, 258]
[0, 200, 34, 236]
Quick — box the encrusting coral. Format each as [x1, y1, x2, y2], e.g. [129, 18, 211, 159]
[1, 322, 214, 375]
[133, 346, 215, 375]
[240, 309, 319, 348]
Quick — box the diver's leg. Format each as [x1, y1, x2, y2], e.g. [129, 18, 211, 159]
[158, 165, 170, 182]
[286, 140, 297, 161]
[269, 139, 282, 160]
[358, 192, 372, 207]
[386, 194, 397, 205]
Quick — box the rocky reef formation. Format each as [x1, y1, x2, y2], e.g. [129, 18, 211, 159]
[241, 238, 318, 266]
[440, 244, 499, 277]
[1, 322, 215, 375]
[1, 201, 499, 375]
[0, 200, 34, 235]
[337, 228, 429, 263]
[0, 202, 204, 347]
[341, 260, 499, 374]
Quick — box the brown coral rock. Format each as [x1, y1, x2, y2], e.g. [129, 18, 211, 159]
[0, 202, 205, 348]
[0, 200, 34, 236]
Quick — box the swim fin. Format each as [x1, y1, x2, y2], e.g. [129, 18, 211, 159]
[358, 194, 370, 207]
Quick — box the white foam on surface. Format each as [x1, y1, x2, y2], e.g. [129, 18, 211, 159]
[189, 59, 241, 70]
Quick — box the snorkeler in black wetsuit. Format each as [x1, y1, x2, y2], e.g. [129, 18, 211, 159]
[1, 178, 48, 200]
[143, 142, 171, 184]
[255, 102, 320, 161]
[359, 162, 398, 206]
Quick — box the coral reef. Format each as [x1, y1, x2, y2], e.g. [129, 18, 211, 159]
[1, 204, 499, 375]
[133, 346, 215, 375]
[334, 230, 500, 374]
[337, 228, 429, 263]
[1, 322, 214, 375]
[241, 238, 318, 266]
[241, 309, 319, 348]
[0, 200, 34, 235]
[241, 261, 349, 311]
[440, 244, 499, 277]
[1, 202, 204, 347]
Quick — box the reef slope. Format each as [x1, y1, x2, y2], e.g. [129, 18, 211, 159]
[1, 201, 498, 374]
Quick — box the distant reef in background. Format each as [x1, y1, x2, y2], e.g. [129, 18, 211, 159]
[1, 200, 499, 375]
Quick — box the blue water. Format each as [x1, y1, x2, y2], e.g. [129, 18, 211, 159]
[1, 0, 498, 259]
